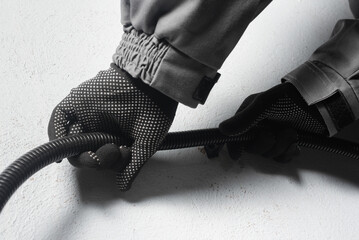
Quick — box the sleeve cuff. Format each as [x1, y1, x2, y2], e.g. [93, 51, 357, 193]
[113, 28, 220, 108]
[282, 61, 359, 136]
[150, 47, 220, 108]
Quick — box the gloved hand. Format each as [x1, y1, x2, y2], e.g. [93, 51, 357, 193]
[48, 63, 178, 191]
[219, 82, 328, 162]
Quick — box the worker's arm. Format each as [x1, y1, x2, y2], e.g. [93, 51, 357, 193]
[282, 19, 359, 136]
[48, 0, 273, 190]
[115, 0, 273, 107]
[219, 19, 359, 162]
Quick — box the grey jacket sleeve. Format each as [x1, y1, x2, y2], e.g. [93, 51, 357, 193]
[282, 19, 359, 136]
[113, 0, 272, 107]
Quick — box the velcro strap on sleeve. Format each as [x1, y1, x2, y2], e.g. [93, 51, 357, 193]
[282, 61, 359, 120]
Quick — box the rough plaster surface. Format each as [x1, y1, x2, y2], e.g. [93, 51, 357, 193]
[1, 0, 359, 239]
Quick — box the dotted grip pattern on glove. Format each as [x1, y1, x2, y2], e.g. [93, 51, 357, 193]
[219, 83, 329, 163]
[48, 64, 177, 191]
[260, 95, 327, 135]
[220, 83, 329, 136]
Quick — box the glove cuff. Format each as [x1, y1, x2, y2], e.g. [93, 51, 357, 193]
[111, 63, 178, 119]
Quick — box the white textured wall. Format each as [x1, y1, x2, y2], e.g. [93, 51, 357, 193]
[1, 0, 359, 239]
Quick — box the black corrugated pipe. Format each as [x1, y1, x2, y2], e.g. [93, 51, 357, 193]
[1, 128, 359, 213]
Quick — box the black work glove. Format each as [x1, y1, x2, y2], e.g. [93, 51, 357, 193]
[219, 82, 328, 162]
[48, 63, 178, 191]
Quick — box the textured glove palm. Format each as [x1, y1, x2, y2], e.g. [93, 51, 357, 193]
[219, 82, 328, 162]
[48, 64, 178, 191]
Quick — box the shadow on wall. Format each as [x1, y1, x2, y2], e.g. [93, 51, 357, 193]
[349, 0, 359, 18]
